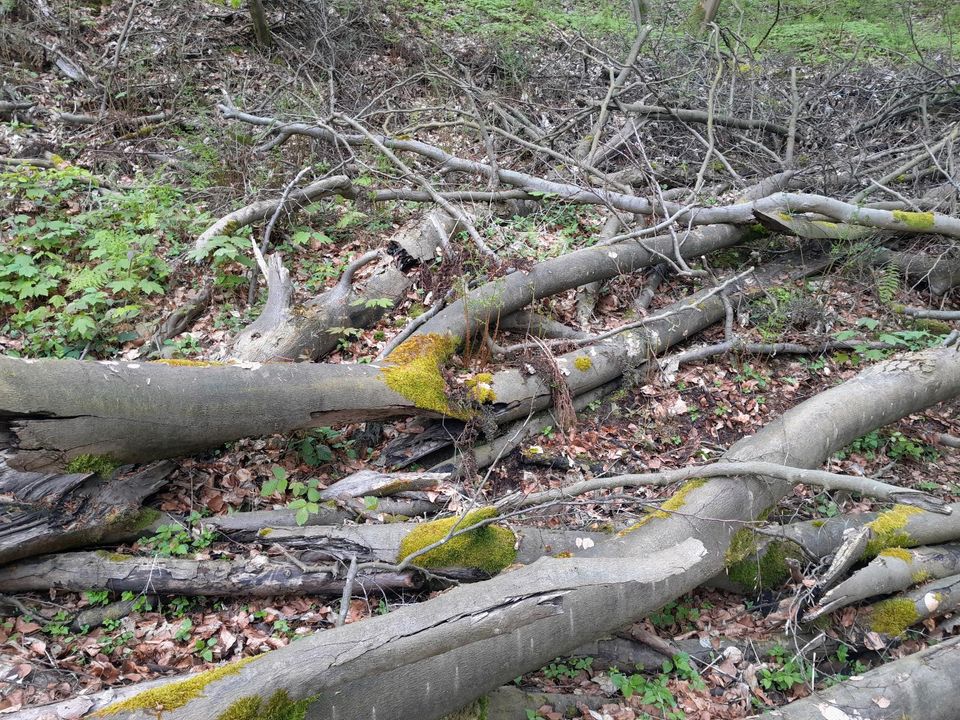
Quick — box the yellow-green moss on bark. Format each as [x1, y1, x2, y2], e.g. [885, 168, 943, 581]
[65, 454, 119, 477]
[96, 550, 134, 562]
[865, 504, 923, 557]
[891, 210, 935, 230]
[617, 479, 708, 536]
[381, 334, 470, 418]
[869, 598, 919, 636]
[96, 656, 257, 716]
[652, 478, 708, 519]
[879, 547, 913, 563]
[152, 359, 224, 367]
[725, 530, 801, 591]
[466, 372, 496, 403]
[216, 689, 313, 720]
[398, 507, 516, 575]
[573, 355, 593, 371]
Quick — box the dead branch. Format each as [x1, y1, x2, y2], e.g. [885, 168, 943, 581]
[496, 460, 948, 513]
[193, 175, 355, 253]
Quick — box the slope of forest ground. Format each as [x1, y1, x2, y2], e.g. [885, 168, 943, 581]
[1, 0, 960, 718]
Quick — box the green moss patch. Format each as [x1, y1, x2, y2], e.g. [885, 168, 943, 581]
[869, 598, 919, 636]
[879, 547, 913, 563]
[65, 454, 119, 477]
[217, 690, 313, 720]
[573, 355, 593, 371]
[398, 507, 516, 574]
[381, 333, 470, 418]
[441, 696, 489, 720]
[725, 530, 801, 591]
[652, 479, 708, 520]
[466, 372, 496, 403]
[891, 210, 935, 230]
[96, 656, 257, 716]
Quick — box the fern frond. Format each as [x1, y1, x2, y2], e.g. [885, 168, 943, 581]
[876, 265, 901, 305]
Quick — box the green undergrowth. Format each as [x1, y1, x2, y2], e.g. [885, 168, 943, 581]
[388, 0, 631, 43]
[722, 0, 957, 60]
[0, 166, 201, 357]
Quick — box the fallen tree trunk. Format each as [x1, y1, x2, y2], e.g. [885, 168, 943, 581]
[1, 245, 812, 473]
[807, 543, 960, 619]
[0, 548, 424, 597]
[0, 358, 415, 471]
[778, 503, 960, 560]
[857, 571, 960, 637]
[0, 460, 172, 565]
[48, 346, 960, 720]
[762, 635, 960, 720]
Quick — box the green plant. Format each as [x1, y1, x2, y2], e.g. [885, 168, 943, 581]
[85, 589, 110, 607]
[375, 599, 391, 615]
[193, 636, 218, 662]
[167, 596, 194, 618]
[758, 646, 808, 692]
[99, 629, 134, 655]
[608, 668, 684, 719]
[541, 656, 593, 681]
[142, 515, 214, 557]
[525, 711, 546, 720]
[295, 426, 354, 467]
[886, 431, 936, 462]
[663, 652, 706, 691]
[0, 167, 199, 357]
[650, 599, 701, 630]
[44, 610, 71, 636]
[174, 618, 194, 642]
[834, 430, 882, 460]
[121, 591, 154, 612]
[735, 363, 769, 391]
[272, 619, 292, 637]
[349, 297, 395, 310]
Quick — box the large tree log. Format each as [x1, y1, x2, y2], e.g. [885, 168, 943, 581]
[2, 247, 812, 473]
[52, 346, 960, 720]
[0, 358, 415, 471]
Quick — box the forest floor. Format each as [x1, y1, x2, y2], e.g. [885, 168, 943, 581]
[2, 1, 960, 718]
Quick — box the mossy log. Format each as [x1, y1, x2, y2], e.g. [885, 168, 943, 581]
[34, 347, 960, 720]
[807, 543, 960, 619]
[857, 571, 960, 637]
[777, 502, 960, 559]
[0, 248, 805, 474]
